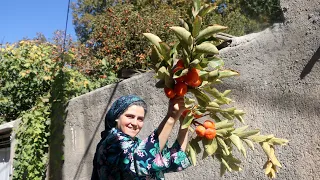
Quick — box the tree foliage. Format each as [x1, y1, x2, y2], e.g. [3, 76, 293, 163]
[72, 0, 283, 73]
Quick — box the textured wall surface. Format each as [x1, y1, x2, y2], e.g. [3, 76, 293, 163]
[63, 0, 320, 179]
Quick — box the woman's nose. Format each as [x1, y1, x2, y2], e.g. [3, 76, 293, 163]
[131, 118, 138, 125]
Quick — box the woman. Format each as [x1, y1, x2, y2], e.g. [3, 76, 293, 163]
[92, 95, 191, 180]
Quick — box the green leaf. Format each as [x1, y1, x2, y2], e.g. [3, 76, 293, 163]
[207, 57, 224, 69]
[195, 42, 219, 55]
[215, 120, 234, 129]
[236, 129, 260, 138]
[230, 134, 246, 157]
[217, 137, 230, 155]
[261, 142, 271, 157]
[269, 146, 282, 167]
[156, 66, 169, 80]
[159, 42, 171, 62]
[170, 26, 193, 46]
[179, 18, 189, 31]
[220, 160, 227, 176]
[190, 59, 200, 67]
[235, 114, 245, 123]
[181, 113, 194, 129]
[219, 69, 239, 78]
[143, 33, 162, 51]
[221, 157, 232, 171]
[250, 135, 274, 142]
[203, 138, 218, 156]
[150, 45, 162, 66]
[268, 138, 289, 145]
[232, 126, 249, 134]
[220, 112, 234, 120]
[193, 0, 201, 13]
[188, 88, 211, 106]
[192, 16, 202, 37]
[184, 97, 196, 108]
[198, 4, 216, 17]
[187, 143, 197, 166]
[164, 74, 174, 89]
[222, 90, 232, 97]
[173, 68, 188, 79]
[208, 101, 220, 108]
[190, 138, 202, 153]
[216, 129, 228, 136]
[196, 24, 228, 41]
[243, 139, 255, 150]
[234, 109, 245, 115]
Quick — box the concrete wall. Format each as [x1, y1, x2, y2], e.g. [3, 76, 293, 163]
[63, 0, 320, 179]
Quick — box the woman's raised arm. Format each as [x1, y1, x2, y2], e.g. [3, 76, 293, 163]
[156, 97, 186, 151]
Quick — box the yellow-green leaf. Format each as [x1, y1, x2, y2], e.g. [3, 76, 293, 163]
[268, 138, 289, 145]
[192, 16, 202, 37]
[265, 161, 273, 174]
[181, 113, 194, 129]
[217, 137, 229, 155]
[159, 42, 171, 62]
[187, 143, 197, 166]
[207, 57, 224, 69]
[230, 134, 246, 157]
[236, 129, 260, 138]
[195, 42, 219, 55]
[196, 24, 228, 41]
[173, 68, 188, 79]
[198, 4, 216, 17]
[250, 135, 274, 142]
[269, 146, 282, 167]
[221, 157, 232, 171]
[232, 125, 249, 134]
[203, 138, 218, 156]
[143, 33, 162, 51]
[215, 120, 234, 129]
[170, 26, 193, 46]
[156, 66, 169, 80]
[219, 69, 239, 78]
[243, 139, 255, 150]
[150, 45, 162, 65]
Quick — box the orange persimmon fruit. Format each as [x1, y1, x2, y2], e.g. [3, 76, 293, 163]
[203, 120, 215, 129]
[204, 128, 217, 140]
[195, 125, 206, 137]
[164, 87, 176, 99]
[174, 82, 188, 97]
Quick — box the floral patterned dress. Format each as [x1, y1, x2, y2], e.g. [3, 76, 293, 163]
[92, 128, 191, 180]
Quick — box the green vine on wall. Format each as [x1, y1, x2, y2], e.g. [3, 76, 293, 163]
[0, 40, 118, 179]
[13, 95, 51, 179]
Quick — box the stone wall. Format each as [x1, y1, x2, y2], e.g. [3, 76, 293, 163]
[63, 0, 320, 179]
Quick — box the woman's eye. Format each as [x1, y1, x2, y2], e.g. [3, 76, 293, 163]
[126, 114, 134, 118]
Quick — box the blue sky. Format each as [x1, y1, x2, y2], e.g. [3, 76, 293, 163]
[0, 0, 77, 44]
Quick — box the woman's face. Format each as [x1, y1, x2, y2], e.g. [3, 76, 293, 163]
[117, 105, 145, 137]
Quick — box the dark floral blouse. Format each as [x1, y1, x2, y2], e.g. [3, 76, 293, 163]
[92, 128, 191, 180]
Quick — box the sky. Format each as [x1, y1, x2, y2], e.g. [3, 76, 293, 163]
[0, 0, 77, 44]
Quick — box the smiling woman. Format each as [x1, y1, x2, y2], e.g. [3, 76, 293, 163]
[91, 95, 191, 180]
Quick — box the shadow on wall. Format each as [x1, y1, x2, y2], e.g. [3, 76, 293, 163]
[49, 69, 69, 180]
[72, 83, 120, 180]
[300, 46, 320, 79]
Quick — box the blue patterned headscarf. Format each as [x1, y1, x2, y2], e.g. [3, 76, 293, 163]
[104, 95, 146, 133]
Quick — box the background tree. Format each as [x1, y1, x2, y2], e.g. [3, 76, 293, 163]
[72, 0, 283, 75]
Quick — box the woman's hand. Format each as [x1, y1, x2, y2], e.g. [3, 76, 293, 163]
[167, 96, 186, 121]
